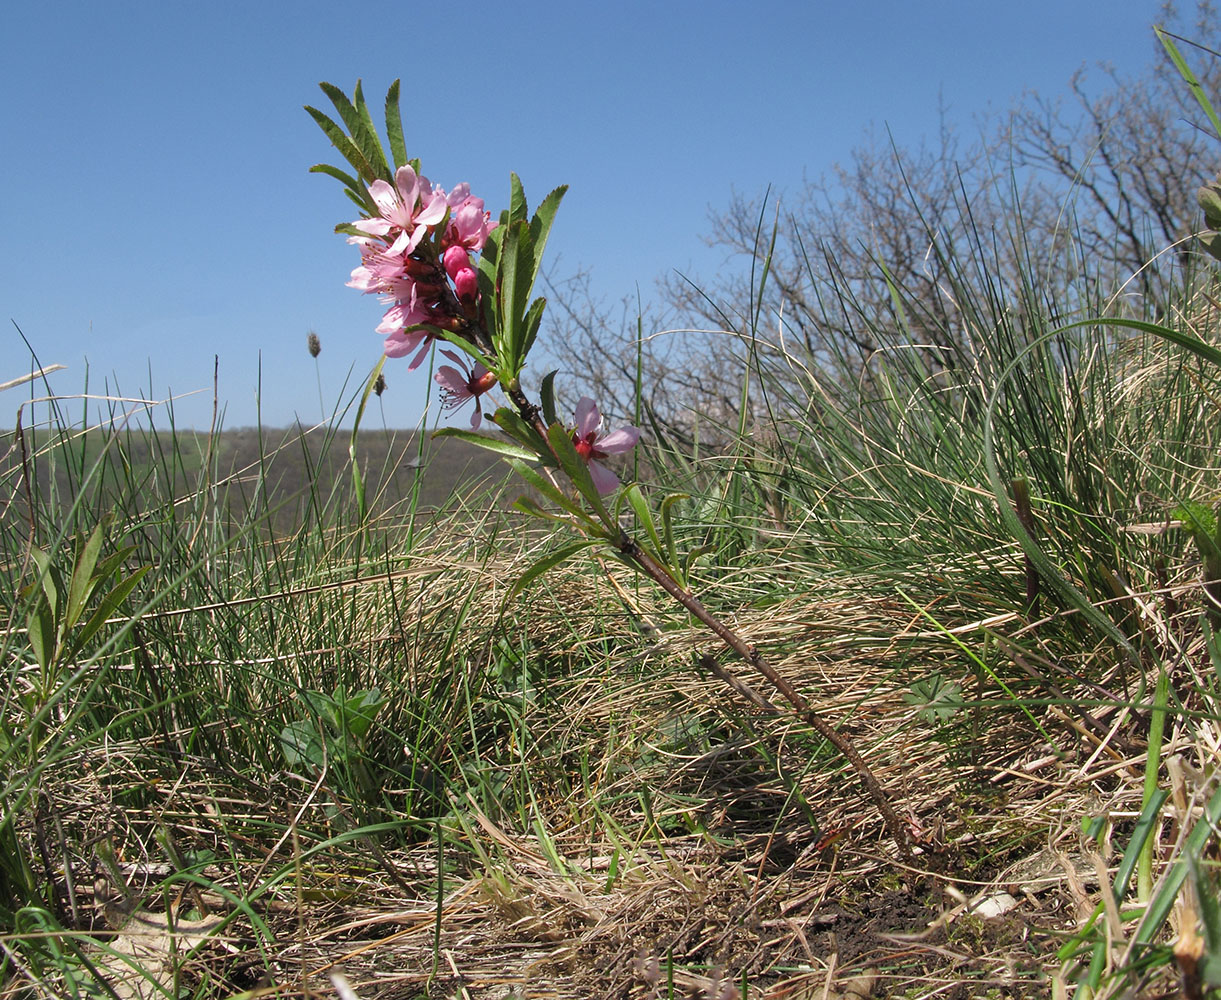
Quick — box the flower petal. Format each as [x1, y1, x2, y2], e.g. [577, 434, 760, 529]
[587, 460, 620, 495]
[575, 397, 600, 437]
[595, 427, 640, 454]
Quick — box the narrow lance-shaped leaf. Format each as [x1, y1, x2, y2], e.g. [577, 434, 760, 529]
[546, 423, 613, 527]
[350, 80, 391, 180]
[505, 458, 604, 529]
[27, 601, 55, 672]
[526, 185, 567, 291]
[512, 495, 585, 526]
[384, 79, 406, 168]
[67, 566, 151, 663]
[539, 371, 559, 426]
[430, 328, 499, 378]
[519, 296, 548, 365]
[308, 163, 373, 215]
[660, 493, 690, 569]
[490, 406, 552, 459]
[494, 223, 525, 371]
[304, 105, 376, 183]
[508, 539, 603, 601]
[1156, 27, 1221, 139]
[620, 483, 663, 554]
[433, 427, 541, 462]
[318, 81, 389, 182]
[508, 172, 528, 225]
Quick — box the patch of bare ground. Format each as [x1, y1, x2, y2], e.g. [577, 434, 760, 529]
[18, 576, 1199, 998]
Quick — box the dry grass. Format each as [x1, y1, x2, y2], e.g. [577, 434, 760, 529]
[15, 529, 1201, 1000]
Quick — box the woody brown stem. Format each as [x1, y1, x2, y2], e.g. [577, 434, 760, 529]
[502, 386, 914, 862]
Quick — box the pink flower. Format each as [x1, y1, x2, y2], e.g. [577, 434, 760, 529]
[435, 350, 496, 428]
[346, 238, 409, 293]
[570, 398, 640, 494]
[439, 183, 497, 252]
[353, 165, 447, 256]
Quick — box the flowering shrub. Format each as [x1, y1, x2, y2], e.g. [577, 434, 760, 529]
[308, 79, 914, 857]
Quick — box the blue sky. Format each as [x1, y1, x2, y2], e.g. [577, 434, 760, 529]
[1, 1, 1174, 430]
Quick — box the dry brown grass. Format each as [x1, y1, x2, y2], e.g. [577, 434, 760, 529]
[16, 525, 1206, 1000]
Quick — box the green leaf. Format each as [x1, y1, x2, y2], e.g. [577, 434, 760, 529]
[304, 104, 376, 183]
[539, 371, 559, 426]
[545, 423, 612, 525]
[348, 359, 385, 526]
[65, 523, 106, 630]
[508, 539, 602, 600]
[308, 163, 372, 213]
[621, 483, 663, 554]
[526, 185, 567, 290]
[29, 548, 58, 619]
[504, 459, 602, 527]
[490, 406, 552, 458]
[660, 493, 690, 567]
[338, 688, 385, 742]
[495, 222, 525, 371]
[509, 172, 528, 225]
[1156, 27, 1221, 140]
[27, 601, 55, 672]
[432, 427, 541, 461]
[69, 566, 151, 661]
[431, 328, 499, 376]
[519, 296, 547, 363]
[318, 81, 389, 182]
[280, 720, 326, 771]
[384, 79, 406, 168]
[512, 495, 583, 525]
[350, 80, 390, 180]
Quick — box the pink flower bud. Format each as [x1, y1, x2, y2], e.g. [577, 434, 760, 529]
[442, 245, 471, 282]
[453, 266, 478, 301]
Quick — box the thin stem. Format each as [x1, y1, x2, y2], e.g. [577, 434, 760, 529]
[505, 384, 916, 862]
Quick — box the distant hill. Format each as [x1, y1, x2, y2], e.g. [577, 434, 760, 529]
[0, 424, 522, 531]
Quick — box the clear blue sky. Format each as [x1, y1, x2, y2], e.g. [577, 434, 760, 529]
[2, 1, 1175, 430]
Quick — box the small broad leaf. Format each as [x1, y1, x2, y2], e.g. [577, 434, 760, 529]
[338, 688, 386, 742]
[65, 523, 107, 630]
[903, 674, 963, 724]
[280, 720, 326, 771]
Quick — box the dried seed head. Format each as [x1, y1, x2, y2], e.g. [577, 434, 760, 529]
[307, 331, 322, 358]
[374, 373, 387, 397]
